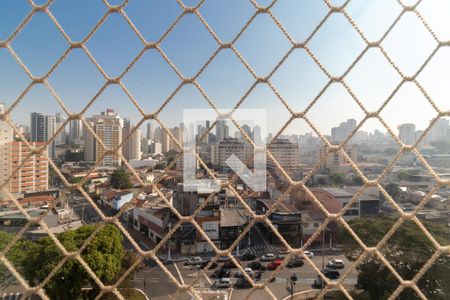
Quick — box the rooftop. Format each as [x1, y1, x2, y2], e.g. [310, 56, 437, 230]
[220, 207, 249, 227]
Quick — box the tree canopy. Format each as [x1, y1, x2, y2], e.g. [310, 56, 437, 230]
[330, 173, 346, 186]
[342, 217, 450, 300]
[0, 225, 125, 299]
[383, 183, 401, 201]
[110, 168, 132, 189]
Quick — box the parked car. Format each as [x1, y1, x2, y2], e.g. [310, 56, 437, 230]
[286, 258, 304, 268]
[327, 259, 345, 269]
[312, 277, 326, 289]
[235, 267, 254, 278]
[212, 267, 231, 279]
[304, 251, 314, 258]
[199, 260, 218, 269]
[218, 256, 230, 263]
[247, 261, 265, 271]
[322, 268, 340, 280]
[261, 253, 276, 261]
[241, 252, 256, 261]
[277, 247, 289, 255]
[212, 278, 231, 289]
[184, 256, 203, 265]
[267, 259, 283, 271]
[223, 260, 240, 269]
[235, 278, 252, 289]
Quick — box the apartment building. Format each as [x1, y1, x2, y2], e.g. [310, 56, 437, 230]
[268, 138, 301, 177]
[1, 141, 48, 194]
[83, 109, 123, 167]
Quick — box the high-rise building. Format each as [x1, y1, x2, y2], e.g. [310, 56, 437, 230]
[252, 125, 262, 146]
[429, 118, 449, 142]
[1, 141, 48, 194]
[83, 119, 96, 163]
[268, 139, 300, 175]
[161, 129, 169, 153]
[122, 119, 141, 161]
[241, 124, 252, 142]
[146, 121, 153, 140]
[217, 138, 245, 169]
[44, 115, 57, 158]
[398, 123, 416, 145]
[83, 109, 123, 166]
[331, 119, 357, 143]
[31, 112, 45, 142]
[54, 112, 66, 145]
[0, 103, 12, 145]
[215, 120, 229, 142]
[69, 119, 83, 143]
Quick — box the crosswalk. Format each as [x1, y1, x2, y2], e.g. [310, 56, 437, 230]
[0, 293, 23, 300]
[245, 242, 278, 257]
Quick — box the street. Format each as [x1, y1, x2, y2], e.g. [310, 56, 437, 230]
[132, 253, 357, 300]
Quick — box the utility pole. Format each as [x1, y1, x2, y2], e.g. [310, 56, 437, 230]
[168, 222, 172, 260]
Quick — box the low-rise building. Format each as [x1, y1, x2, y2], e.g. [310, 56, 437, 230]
[100, 190, 134, 211]
[250, 198, 302, 246]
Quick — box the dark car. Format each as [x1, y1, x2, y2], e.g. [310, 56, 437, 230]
[212, 267, 231, 279]
[247, 261, 265, 271]
[312, 277, 327, 289]
[218, 256, 230, 263]
[223, 260, 240, 269]
[322, 268, 340, 280]
[241, 252, 256, 261]
[235, 278, 252, 289]
[199, 260, 218, 269]
[286, 258, 304, 268]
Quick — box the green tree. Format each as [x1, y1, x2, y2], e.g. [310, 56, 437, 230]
[397, 170, 409, 181]
[110, 168, 132, 189]
[342, 217, 450, 300]
[383, 183, 401, 201]
[330, 173, 346, 186]
[1, 225, 125, 299]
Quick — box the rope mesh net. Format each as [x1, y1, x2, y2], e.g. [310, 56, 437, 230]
[0, 0, 449, 299]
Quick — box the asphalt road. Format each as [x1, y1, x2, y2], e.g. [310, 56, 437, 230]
[132, 254, 357, 300]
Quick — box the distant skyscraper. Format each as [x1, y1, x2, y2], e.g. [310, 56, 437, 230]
[45, 115, 57, 158]
[241, 124, 252, 141]
[122, 119, 141, 161]
[331, 119, 357, 144]
[161, 129, 169, 153]
[31, 112, 45, 142]
[215, 120, 229, 142]
[398, 123, 416, 145]
[252, 125, 262, 145]
[54, 112, 66, 145]
[429, 118, 449, 142]
[146, 121, 154, 140]
[69, 119, 83, 142]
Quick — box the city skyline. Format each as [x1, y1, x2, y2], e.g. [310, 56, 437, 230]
[1, 0, 450, 137]
[9, 106, 450, 145]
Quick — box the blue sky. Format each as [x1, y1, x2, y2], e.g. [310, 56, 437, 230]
[1, 0, 449, 138]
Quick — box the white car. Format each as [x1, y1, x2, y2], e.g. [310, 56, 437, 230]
[185, 256, 203, 265]
[244, 267, 254, 277]
[304, 251, 314, 258]
[327, 258, 345, 269]
[261, 253, 276, 261]
[213, 278, 231, 289]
